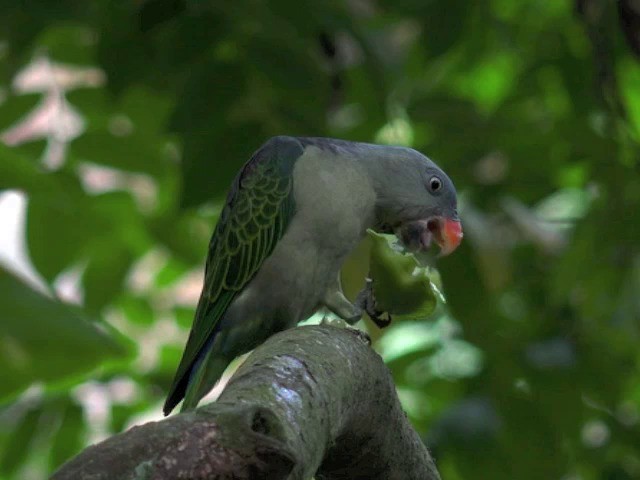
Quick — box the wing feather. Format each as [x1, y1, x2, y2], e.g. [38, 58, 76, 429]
[164, 137, 303, 414]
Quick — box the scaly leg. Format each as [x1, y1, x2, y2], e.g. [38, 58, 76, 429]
[322, 273, 363, 325]
[323, 273, 392, 329]
[354, 278, 392, 329]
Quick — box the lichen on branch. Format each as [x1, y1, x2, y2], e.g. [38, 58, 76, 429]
[52, 325, 440, 480]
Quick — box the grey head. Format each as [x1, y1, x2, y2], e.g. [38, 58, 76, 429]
[297, 137, 462, 255]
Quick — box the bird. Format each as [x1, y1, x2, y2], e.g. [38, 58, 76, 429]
[164, 136, 463, 415]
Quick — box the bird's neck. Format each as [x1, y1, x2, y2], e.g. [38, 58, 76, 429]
[354, 153, 402, 231]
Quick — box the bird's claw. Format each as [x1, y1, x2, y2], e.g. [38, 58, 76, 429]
[355, 278, 393, 329]
[370, 311, 392, 328]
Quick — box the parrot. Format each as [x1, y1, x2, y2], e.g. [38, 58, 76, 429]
[164, 136, 462, 415]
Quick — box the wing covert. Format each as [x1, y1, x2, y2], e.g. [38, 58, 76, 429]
[164, 136, 303, 413]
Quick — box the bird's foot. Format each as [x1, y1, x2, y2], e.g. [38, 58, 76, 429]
[355, 278, 393, 329]
[370, 311, 392, 329]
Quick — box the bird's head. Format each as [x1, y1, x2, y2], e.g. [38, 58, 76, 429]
[371, 148, 463, 257]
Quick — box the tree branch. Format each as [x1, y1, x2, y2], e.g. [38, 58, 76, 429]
[52, 325, 440, 480]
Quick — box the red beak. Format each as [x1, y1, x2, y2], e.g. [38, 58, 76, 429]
[434, 218, 463, 256]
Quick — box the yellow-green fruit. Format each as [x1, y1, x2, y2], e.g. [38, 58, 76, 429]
[368, 230, 442, 320]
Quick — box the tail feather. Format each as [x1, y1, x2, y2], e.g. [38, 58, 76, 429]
[164, 333, 230, 415]
[164, 314, 265, 414]
[180, 351, 230, 412]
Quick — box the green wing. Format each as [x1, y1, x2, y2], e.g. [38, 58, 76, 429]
[163, 137, 303, 414]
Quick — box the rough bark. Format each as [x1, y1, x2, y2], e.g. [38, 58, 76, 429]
[52, 325, 441, 480]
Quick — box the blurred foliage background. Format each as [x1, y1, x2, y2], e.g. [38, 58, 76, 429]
[1, 0, 639, 478]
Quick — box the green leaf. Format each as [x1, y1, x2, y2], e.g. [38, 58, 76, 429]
[88, 191, 151, 252]
[26, 174, 97, 282]
[0, 406, 41, 475]
[0, 144, 59, 194]
[169, 59, 264, 207]
[49, 400, 85, 471]
[154, 257, 190, 288]
[33, 24, 97, 65]
[367, 230, 440, 320]
[179, 121, 264, 208]
[0, 94, 40, 133]
[174, 306, 195, 329]
[83, 244, 135, 313]
[0, 266, 127, 402]
[71, 131, 168, 176]
[118, 295, 155, 326]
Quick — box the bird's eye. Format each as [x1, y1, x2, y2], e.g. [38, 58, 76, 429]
[429, 176, 442, 192]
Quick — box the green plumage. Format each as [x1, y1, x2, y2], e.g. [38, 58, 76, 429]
[163, 137, 301, 415]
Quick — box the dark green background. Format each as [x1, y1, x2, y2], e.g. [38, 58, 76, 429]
[1, 1, 639, 478]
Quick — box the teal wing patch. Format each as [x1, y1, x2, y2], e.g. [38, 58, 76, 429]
[164, 137, 303, 414]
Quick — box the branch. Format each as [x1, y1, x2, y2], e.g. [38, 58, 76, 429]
[52, 325, 440, 480]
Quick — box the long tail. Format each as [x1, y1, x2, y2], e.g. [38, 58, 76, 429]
[164, 315, 266, 414]
[180, 342, 230, 412]
[163, 331, 231, 415]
